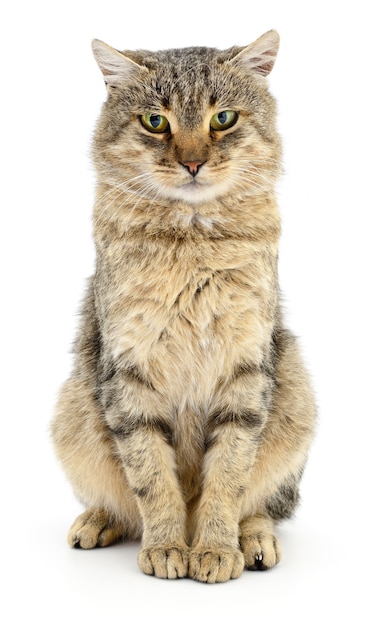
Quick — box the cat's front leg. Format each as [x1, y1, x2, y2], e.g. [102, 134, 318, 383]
[189, 404, 266, 583]
[109, 413, 189, 579]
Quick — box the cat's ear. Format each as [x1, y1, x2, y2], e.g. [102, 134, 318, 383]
[91, 39, 142, 87]
[231, 30, 280, 77]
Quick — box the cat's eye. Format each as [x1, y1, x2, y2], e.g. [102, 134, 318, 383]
[140, 114, 170, 133]
[210, 110, 238, 131]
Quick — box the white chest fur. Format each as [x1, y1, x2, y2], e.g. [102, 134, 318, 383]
[100, 238, 276, 407]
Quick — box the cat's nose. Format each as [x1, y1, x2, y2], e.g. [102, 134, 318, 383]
[180, 160, 205, 177]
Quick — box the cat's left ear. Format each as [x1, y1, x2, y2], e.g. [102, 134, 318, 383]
[231, 30, 280, 77]
[92, 39, 143, 87]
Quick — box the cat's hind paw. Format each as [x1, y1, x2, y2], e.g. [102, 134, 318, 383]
[138, 545, 189, 579]
[240, 532, 281, 571]
[68, 507, 124, 549]
[189, 548, 244, 583]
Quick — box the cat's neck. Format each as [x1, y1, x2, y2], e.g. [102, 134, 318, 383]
[93, 182, 281, 247]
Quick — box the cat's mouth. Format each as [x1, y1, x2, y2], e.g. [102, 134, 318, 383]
[181, 179, 206, 191]
[157, 171, 228, 205]
[177, 179, 216, 202]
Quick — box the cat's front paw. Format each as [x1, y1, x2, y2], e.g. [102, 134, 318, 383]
[138, 545, 189, 579]
[240, 532, 281, 570]
[189, 548, 244, 583]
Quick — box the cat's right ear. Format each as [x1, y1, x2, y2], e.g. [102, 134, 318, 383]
[91, 39, 142, 88]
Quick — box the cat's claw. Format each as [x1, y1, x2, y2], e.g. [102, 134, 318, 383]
[138, 545, 189, 579]
[189, 548, 244, 583]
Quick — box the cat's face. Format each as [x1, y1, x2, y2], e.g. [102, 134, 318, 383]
[92, 32, 281, 209]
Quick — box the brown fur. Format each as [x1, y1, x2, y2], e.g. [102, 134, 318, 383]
[51, 30, 316, 583]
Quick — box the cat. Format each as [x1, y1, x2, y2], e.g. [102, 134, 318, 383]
[51, 29, 316, 583]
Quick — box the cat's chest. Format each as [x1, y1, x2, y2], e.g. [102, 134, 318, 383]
[100, 239, 276, 390]
[108, 263, 235, 355]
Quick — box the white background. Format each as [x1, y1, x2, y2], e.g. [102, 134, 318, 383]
[1, 1, 375, 623]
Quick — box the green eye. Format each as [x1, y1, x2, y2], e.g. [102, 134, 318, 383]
[210, 110, 238, 131]
[140, 113, 170, 133]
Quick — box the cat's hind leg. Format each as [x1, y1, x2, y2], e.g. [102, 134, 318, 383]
[239, 329, 316, 571]
[52, 378, 143, 546]
[239, 514, 281, 570]
[68, 507, 126, 549]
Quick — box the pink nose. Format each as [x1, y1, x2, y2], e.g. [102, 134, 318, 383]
[180, 160, 205, 177]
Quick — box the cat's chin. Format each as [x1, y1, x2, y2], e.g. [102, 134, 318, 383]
[161, 182, 226, 206]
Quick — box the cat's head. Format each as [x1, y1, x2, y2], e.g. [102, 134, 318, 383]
[92, 31, 281, 209]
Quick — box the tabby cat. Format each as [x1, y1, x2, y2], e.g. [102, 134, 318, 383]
[51, 30, 316, 583]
